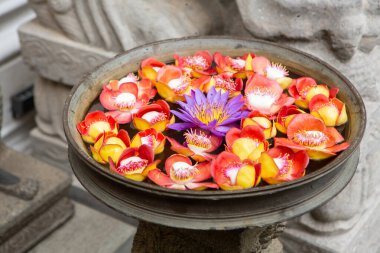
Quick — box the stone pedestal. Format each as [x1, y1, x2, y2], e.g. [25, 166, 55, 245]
[132, 221, 285, 253]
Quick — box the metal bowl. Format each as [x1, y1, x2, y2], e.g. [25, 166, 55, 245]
[63, 37, 365, 230]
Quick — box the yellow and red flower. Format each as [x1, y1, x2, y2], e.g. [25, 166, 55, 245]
[244, 74, 294, 116]
[109, 145, 160, 181]
[138, 57, 166, 81]
[90, 129, 130, 164]
[251, 56, 293, 89]
[288, 77, 339, 109]
[225, 125, 269, 162]
[174, 50, 216, 77]
[148, 154, 218, 190]
[241, 111, 277, 139]
[275, 114, 349, 160]
[309, 94, 348, 127]
[211, 151, 261, 190]
[100, 81, 151, 124]
[166, 128, 222, 162]
[275, 105, 304, 134]
[133, 99, 174, 132]
[76, 110, 118, 144]
[130, 128, 166, 154]
[155, 65, 192, 102]
[202, 73, 243, 97]
[259, 147, 309, 185]
[213, 52, 255, 79]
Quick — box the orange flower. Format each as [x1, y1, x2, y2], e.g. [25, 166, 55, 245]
[138, 57, 166, 81]
[133, 100, 174, 132]
[174, 50, 216, 77]
[90, 129, 130, 164]
[211, 151, 261, 190]
[166, 128, 222, 162]
[309, 94, 348, 127]
[100, 81, 151, 123]
[76, 111, 118, 144]
[148, 154, 218, 190]
[213, 52, 255, 79]
[109, 145, 160, 182]
[241, 111, 277, 139]
[259, 147, 309, 185]
[288, 77, 339, 109]
[130, 128, 166, 154]
[202, 73, 243, 97]
[275, 105, 304, 134]
[244, 74, 294, 116]
[155, 65, 192, 102]
[225, 125, 269, 162]
[275, 114, 349, 160]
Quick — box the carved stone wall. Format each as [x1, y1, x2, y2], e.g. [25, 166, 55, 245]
[235, 0, 380, 251]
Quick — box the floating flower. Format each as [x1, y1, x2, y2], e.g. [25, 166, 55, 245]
[225, 125, 268, 162]
[148, 154, 218, 190]
[275, 105, 304, 134]
[174, 50, 216, 77]
[130, 128, 166, 154]
[259, 147, 309, 185]
[202, 73, 243, 97]
[251, 56, 293, 89]
[213, 52, 254, 78]
[241, 111, 277, 139]
[168, 87, 249, 136]
[166, 128, 222, 162]
[133, 99, 174, 132]
[109, 145, 159, 181]
[115, 74, 156, 100]
[309, 94, 348, 127]
[100, 81, 151, 124]
[288, 77, 339, 109]
[90, 129, 130, 164]
[155, 65, 192, 102]
[138, 57, 166, 81]
[212, 151, 261, 190]
[244, 74, 294, 116]
[275, 114, 349, 160]
[77, 110, 118, 144]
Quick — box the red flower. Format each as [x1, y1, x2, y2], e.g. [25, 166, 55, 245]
[130, 128, 166, 154]
[275, 114, 349, 160]
[309, 94, 348, 127]
[275, 105, 304, 134]
[213, 52, 254, 78]
[174, 50, 216, 77]
[259, 147, 309, 184]
[212, 151, 261, 190]
[244, 75, 294, 116]
[133, 100, 174, 132]
[109, 145, 159, 182]
[76, 110, 118, 143]
[148, 154, 218, 190]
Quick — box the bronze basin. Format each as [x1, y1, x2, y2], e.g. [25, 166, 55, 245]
[63, 37, 365, 230]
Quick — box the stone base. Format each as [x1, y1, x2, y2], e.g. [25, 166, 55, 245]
[30, 127, 70, 171]
[132, 221, 284, 253]
[0, 143, 73, 253]
[280, 194, 380, 253]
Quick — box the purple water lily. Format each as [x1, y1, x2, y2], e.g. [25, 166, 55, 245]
[168, 87, 249, 136]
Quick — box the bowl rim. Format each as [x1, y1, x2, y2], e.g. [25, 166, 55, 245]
[63, 35, 366, 199]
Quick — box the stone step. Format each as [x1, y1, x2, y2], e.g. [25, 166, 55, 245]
[28, 201, 136, 253]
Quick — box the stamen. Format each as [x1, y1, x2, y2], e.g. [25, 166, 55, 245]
[266, 62, 289, 80]
[273, 153, 293, 175]
[230, 58, 246, 70]
[170, 162, 198, 182]
[246, 87, 277, 110]
[119, 73, 138, 84]
[141, 111, 167, 124]
[223, 163, 242, 185]
[183, 56, 209, 70]
[293, 130, 328, 147]
[214, 76, 237, 92]
[118, 156, 148, 175]
[114, 93, 136, 110]
[184, 129, 212, 153]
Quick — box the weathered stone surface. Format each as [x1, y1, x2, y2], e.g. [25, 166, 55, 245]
[236, 0, 379, 61]
[29, 201, 136, 253]
[0, 143, 73, 252]
[19, 20, 115, 86]
[29, 0, 223, 52]
[132, 221, 285, 253]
